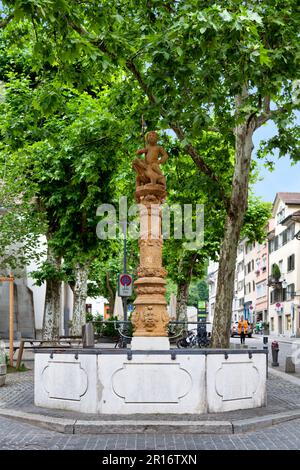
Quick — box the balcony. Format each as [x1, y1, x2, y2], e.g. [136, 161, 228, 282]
[267, 276, 282, 289]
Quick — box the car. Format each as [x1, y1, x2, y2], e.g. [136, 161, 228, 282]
[230, 321, 252, 338]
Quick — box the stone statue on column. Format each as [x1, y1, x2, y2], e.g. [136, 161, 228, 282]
[131, 131, 170, 345]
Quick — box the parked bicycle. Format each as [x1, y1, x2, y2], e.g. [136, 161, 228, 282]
[177, 329, 210, 348]
[114, 322, 132, 349]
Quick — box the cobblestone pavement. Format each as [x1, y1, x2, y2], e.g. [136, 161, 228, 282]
[1, 415, 300, 449]
[0, 370, 300, 420]
[1, 365, 300, 421]
[243, 336, 300, 379]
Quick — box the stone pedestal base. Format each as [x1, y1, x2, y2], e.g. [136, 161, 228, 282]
[130, 337, 170, 350]
[34, 349, 267, 415]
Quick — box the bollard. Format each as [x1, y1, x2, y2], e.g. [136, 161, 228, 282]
[263, 336, 268, 378]
[271, 340, 279, 367]
[82, 323, 95, 348]
[285, 356, 295, 373]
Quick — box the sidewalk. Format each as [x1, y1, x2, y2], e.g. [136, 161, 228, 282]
[267, 333, 300, 345]
[1, 365, 300, 435]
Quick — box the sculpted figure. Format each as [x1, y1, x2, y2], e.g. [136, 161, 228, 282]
[132, 131, 168, 188]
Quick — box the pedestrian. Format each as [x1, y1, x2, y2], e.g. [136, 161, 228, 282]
[238, 315, 248, 344]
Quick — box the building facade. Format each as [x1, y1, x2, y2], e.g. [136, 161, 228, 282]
[268, 193, 300, 337]
[208, 192, 300, 338]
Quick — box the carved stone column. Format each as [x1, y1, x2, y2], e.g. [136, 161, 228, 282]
[131, 184, 170, 344]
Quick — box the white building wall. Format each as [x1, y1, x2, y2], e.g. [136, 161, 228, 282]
[269, 199, 300, 337]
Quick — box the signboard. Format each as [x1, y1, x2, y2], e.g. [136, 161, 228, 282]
[197, 300, 206, 310]
[118, 273, 133, 297]
[197, 300, 207, 325]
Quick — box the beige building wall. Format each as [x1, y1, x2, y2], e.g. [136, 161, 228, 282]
[268, 194, 300, 337]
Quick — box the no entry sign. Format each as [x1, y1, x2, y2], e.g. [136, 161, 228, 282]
[118, 273, 133, 297]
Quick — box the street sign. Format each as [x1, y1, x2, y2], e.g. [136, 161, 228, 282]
[197, 300, 206, 310]
[118, 273, 133, 297]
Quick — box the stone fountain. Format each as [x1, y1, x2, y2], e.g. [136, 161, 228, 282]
[34, 131, 267, 415]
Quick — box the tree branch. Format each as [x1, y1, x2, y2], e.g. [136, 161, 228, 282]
[64, 17, 231, 209]
[0, 14, 13, 29]
[256, 103, 291, 128]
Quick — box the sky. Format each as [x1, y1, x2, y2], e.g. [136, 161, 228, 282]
[252, 117, 300, 203]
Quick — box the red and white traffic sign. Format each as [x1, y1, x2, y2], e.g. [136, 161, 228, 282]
[118, 273, 133, 297]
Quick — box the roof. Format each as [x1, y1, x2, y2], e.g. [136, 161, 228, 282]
[275, 193, 300, 205]
[281, 209, 300, 226]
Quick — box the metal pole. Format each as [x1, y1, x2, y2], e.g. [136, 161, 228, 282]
[9, 276, 14, 367]
[123, 221, 128, 323]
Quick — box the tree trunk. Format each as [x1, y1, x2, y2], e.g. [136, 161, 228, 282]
[70, 263, 89, 336]
[212, 99, 256, 348]
[175, 252, 198, 322]
[176, 282, 189, 321]
[42, 244, 61, 343]
[106, 271, 115, 317]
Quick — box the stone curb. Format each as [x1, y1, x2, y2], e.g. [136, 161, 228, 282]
[232, 409, 300, 433]
[0, 409, 75, 434]
[268, 368, 300, 386]
[74, 419, 233, 435]
[1, 407, 300, 435]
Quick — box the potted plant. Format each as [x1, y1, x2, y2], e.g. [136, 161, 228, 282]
[268, 264, 282, 289]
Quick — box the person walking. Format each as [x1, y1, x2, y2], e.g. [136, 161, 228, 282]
[238, 315, 248, 345]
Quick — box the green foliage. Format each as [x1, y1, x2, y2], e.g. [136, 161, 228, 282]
[188, 279, 209, 307]
[242, 198, 272, 243]
[85, 311, 93, 323]
[271, 263, 281, 280]
[101, 316, 119, 338]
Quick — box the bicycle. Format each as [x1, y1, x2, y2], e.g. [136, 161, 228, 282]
[177, 329, 210, 348]
[114, 325, 132, 349]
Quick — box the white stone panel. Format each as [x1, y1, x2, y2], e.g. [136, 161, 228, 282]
[112, 363, 192, 403]
[34, 353, 98, 413]
[206, 353, 266, 413]
[97, 353, 206, 414]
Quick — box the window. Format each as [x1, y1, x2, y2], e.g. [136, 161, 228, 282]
[245, 242, 255, 254]
[239, 297, 244, 308]
[277, 208, 285, 224]
[253, 280, 256, 291]
[238, 244, 244, 255]
[245, 282, 251, 295]
[269, 239, 274, 253]
[282, 230, 287, 245]
[251, 260, 254, 271]
[246, 262, 252, 274]
[271, 317, 274, 331]
[287, 224, 295, 242]
[270, 288, 286, 304]
[287, 254, 295, 272]
[256, 282, 267, 298]
[286, 284, 295, 301]
[256, 258, 261, 271]
[237, 261, 244, 273]
[261, 254, 267, 272]
[278, 260, 283, 274]
[238, 280, 244, 292]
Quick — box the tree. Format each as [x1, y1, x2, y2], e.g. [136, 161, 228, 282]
[188, 279, 209, 308]
[2, 1, 300, 346]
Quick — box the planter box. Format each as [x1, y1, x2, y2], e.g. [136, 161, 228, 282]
[0, 363, 7, 387]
